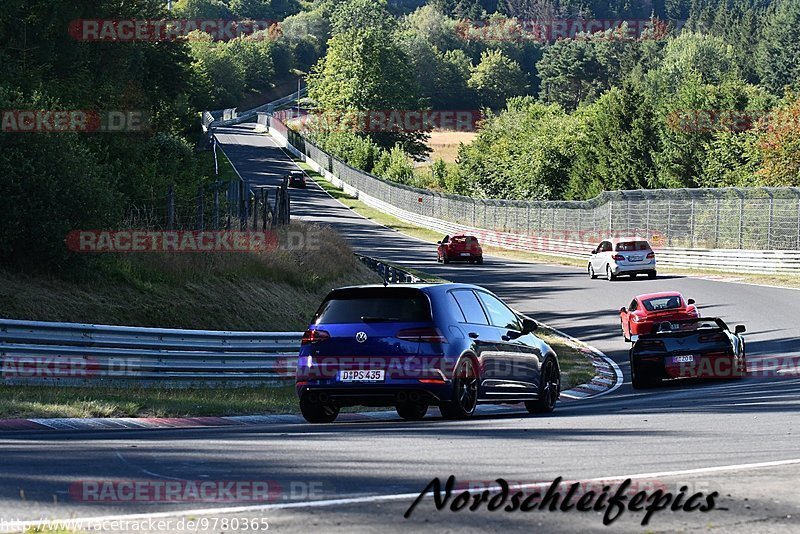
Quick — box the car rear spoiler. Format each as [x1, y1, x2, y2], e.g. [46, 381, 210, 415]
[639, 317, 728, 339]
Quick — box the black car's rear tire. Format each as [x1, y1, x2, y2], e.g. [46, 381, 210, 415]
[630, 361, 658, 389]
[440, 358, 478, 420]
[299, 395, 339, 423]
[396, 402, 429, 421]
[525, 357, 560, 414]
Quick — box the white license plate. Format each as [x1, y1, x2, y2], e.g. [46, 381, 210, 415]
[460, 252, 471, 256]
[338, 370, 385, 382]
[629, 255, 642, 262]
[672, 355, 694, 364]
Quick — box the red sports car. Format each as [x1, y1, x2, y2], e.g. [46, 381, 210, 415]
[437, 234, 483, 264]
[619, 291, 699, 342]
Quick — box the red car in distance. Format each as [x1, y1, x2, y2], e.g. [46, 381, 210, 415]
[437, 234, 483, 265]
[619, 291, 699, 342]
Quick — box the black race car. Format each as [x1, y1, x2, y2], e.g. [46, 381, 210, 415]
[629, 317, 746, 389]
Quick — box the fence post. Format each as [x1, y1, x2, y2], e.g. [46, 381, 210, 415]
[252, 191, 258, 230]
[196, 185, 204, 231]
[213, 187, 219, 230]
[667, 198, 672, 247]
[738, 194, 744, 249]
[714, 196, 720, 248]
[238, 180, 246, 231]
[262, 189, 268, 230]
[166, 185, 175, 230]
[796, 194, 800, 250]
[767, 191, 774, 250]
[690, 198, 696, 248]
[213, 136, 219, 176]
[645, 199, 650, 238]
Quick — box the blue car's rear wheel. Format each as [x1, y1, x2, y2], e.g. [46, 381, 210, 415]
[525, 358, 560, 414]
[299, 395, 339, 423]
[396, 402, 429, 421]
[440, 358, 478, 419]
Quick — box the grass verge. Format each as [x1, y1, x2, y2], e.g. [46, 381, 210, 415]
[301, 162, 800, 290]
[0, 385, 299, 419]
[0, 223, 378, 331]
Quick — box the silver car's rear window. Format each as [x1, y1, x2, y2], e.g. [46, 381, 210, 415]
[616, 241, 651, 251]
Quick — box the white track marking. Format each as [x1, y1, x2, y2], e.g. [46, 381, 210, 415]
[5, 457, 800, 532]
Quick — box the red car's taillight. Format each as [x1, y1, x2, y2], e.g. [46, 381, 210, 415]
[612, 254, 625, 261]
[301, 329, 330, 345]
[396, 327, 448, 343]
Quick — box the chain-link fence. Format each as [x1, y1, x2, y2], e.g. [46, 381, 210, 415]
[266, 114, 800, 251]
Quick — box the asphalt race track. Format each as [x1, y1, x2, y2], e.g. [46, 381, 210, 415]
[1, 124, 799, 533]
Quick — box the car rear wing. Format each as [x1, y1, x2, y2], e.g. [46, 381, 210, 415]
[639, 317, 728, 339]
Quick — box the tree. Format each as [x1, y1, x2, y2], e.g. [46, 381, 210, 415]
[307, 27, 429, 159]
[757, 94, 800, 186]
[468, 49, 527, 109]
[175, 0, 232, 18]
[757, 0, 800, 96]
[566, 84, 659, 199]
[456, 97, 576, 200]
[330, 0, 396, 35]
[373, 145, 416, 184]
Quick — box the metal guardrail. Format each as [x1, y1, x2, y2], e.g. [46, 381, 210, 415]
[355, 254, 427, 284]
[0, 319, 301, 387]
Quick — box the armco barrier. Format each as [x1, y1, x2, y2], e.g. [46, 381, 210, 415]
[0, 319, 301, 387]
[265, 114, 800, 275]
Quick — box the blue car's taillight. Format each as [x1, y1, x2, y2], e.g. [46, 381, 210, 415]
[301, 329, 330, 345]
[396, 327, 447, 343]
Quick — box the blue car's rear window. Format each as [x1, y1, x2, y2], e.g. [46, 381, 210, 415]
[314, 288, 431, 324]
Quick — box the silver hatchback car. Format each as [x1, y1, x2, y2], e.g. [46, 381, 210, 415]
[588, 237, 657, 281]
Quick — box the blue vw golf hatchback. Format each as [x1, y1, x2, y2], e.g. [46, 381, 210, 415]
[296, 283, 561, 423]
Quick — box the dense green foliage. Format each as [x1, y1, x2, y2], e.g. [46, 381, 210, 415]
[4, 0, 800, 273]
